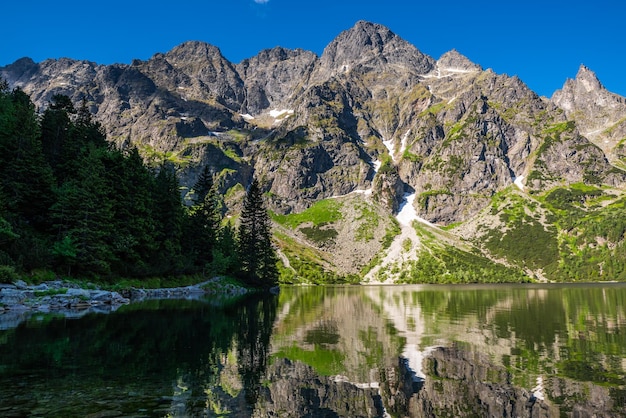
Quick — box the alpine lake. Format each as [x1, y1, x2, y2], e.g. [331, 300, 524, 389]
[0, 283, 625, 417]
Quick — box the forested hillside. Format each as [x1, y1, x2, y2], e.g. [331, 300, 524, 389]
[0, 82, 276, 287]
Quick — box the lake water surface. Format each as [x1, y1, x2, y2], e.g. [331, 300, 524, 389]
[1, 283, 625, 417]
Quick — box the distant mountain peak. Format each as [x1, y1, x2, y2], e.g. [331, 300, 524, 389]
[437, 49, 482, 72]
[319, 20, 434, 75]
[321, 21, 398, 61]
[349, 20, 396, 44]
[165, 41, 225, 61]
[574, 64, 603, 92]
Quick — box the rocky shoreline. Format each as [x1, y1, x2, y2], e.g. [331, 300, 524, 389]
[0, 278, 250, 330]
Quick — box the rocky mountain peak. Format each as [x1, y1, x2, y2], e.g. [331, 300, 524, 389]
[154, 40, 245, 110]
[551, 64, 621, 111]
[437, 49, 482, 72]
[574, 64, 603, 92]
[1, 57, 39, 86]
[166, 41, 222, 57]
[236, 46, 318, 114]
[339, 20, 397, 50]
[240, 46, 314, 65]
[162, 41, 228, 69]
[552, 64, 604, 107]
[551, 64, 626, 163]
[318, 20, 435, 76]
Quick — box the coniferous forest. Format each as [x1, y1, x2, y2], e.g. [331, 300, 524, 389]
[0, 81, 278, 288]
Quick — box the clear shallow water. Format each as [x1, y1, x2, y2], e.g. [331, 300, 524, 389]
[0, 284, 625, 417]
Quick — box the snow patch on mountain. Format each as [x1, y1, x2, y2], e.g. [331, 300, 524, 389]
[383, 137, 396, 161]
[269, 109, 294, 118]
[399, 131, 410, 156]
[364, 192, 421, 283]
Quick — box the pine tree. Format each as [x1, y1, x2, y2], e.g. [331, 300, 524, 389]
[70, 97, 108, 150]
[183, 166, 222, 271]
[0, 87, 55, 227]
[237, 179, 278, 287]
[51, 149, 116, 277]
[101, 147, 157, 277]
[0, 189, 19, 247]
[192, 165, 215, 205]
[40, 94, 75, 179]
[0, 84, 55, 270]
[152, 163, 185, 275]
[211, 220, 239, 275]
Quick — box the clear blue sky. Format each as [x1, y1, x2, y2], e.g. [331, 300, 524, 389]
[2, 0, 624, 98]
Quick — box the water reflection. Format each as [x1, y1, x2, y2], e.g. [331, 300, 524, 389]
[0, 284, 625, 417]
[0, 293, 277, 417]
[270, 284, 626, 417]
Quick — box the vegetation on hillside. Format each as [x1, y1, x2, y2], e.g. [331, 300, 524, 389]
[391, 223, 530, 284]
[476, 186, 626, 282]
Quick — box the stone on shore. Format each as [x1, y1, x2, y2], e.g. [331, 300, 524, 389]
[0, 278, 249, 331]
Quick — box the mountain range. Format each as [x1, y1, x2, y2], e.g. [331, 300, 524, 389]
[3, 20, 626, 283]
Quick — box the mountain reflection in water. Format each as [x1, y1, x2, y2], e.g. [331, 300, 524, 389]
[0, 284, 624, 417]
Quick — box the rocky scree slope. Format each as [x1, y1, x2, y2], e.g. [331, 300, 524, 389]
[2, 20, 625, 281]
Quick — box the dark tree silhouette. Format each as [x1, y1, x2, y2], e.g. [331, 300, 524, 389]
[237, 179, 278, 287]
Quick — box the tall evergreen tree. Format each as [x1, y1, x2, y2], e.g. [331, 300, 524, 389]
[101, 147, 158, 277]
[237, 179, 278, 287]
[152, 163, 185, 275]
[51, 149, 116, 276]
[0, 84, 55, 270]
[0, 188, 19, 265]
[2, 88, 55, 227]
[183, 166, 221, 271]
[40, 94, 75, 180]
[67, 97, 108, 152]
[192, 165, 215, 205]
[212, 220, 239, 275]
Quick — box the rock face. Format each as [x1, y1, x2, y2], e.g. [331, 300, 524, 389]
[552, 65, 626, 166]
[3, 21, 623, 221]
[315, 20, 435, 81]
[436, 49, 482, 72]
[236, 47, 317, 115]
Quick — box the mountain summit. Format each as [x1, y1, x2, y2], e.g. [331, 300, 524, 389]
[436, 49, 482, 72]
[552, 64, 626, 164]
[318, 20, 435, 76]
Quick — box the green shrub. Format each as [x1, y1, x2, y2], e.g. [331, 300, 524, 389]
[398, 246, 529, 284]
[381, 221, 401, 249]
[0, 265, 19, 284]
[28, 269, 57, 284]
[299, 225, 338, 244]
[355, 204, 379, 242]
[34, 288, 68, 297]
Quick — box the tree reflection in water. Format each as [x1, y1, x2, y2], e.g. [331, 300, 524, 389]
[0, 293, 278, 417]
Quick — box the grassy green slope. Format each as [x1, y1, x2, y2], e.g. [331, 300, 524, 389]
[271, 195, 398, 284]
[460, 185, 626, 282]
